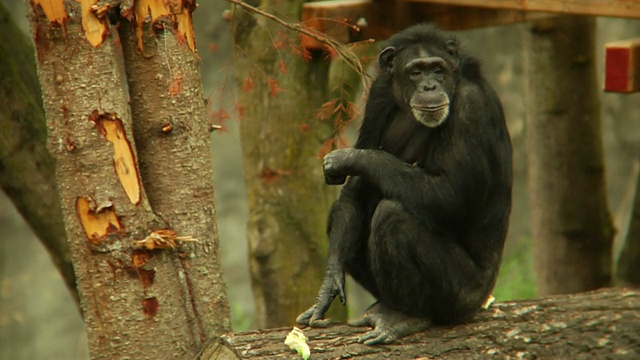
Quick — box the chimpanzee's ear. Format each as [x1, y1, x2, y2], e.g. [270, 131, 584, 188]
[444, 39, 460, 69]
[378, 47, 396, 72]
[444, 40, 458, 58]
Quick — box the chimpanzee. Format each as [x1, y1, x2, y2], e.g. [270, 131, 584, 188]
[296, 24, 513, 345]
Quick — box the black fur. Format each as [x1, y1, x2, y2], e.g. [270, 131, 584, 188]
[297, 24, 512, 344]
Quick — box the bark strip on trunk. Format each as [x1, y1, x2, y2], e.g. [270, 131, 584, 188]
[119, 3, 230, 339]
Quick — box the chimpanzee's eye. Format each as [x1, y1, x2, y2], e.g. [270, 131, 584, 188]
[410, 69, 422, 78]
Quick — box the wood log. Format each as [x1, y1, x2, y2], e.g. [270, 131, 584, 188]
[200, 287, 640, 359]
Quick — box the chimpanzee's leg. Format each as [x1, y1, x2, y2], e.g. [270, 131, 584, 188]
[349, 199, 487, 344]
[329, 177, 381, 296]
[329, 198, 379, 296]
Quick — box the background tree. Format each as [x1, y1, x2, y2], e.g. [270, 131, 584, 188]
[228, 0, 355, 328]
[523, 16, 615, 295]
[22, 0, 230, 358]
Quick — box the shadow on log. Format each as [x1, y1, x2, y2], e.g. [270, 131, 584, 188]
[200, 288, 640, 359]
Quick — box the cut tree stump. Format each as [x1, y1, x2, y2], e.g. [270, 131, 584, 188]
[200, 287, 640, 359]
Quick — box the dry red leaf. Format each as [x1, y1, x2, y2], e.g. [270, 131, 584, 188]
[268, 78, 283, 97]
[242, 76, 255, 93]
[233, 101, 245, 119]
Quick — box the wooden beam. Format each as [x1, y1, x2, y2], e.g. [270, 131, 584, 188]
[302, 0, 552, 49]
[408, 0, 640, 19]
[301, 0, 374, 49]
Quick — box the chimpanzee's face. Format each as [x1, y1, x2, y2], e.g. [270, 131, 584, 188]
[380, 44, 458, 128]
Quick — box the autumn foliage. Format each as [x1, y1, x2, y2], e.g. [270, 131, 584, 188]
[210, 18, 369, 158]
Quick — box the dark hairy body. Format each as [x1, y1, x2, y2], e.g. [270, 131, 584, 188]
[297, 24, 513, 345]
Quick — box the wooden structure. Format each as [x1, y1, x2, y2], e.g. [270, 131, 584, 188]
[302, 0, 640, 41]
[302, 0, 640, 93]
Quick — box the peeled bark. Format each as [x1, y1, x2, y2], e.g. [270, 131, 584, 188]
[230, 1, 347, 328]
[523, 16, 614, 295]
[26, 0, 229, 357]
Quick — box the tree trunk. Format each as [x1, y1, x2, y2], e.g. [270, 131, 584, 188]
[523, 16, 614, 295]
[118, 2, 231, 338]
[0, 2, 76, 300]
[200, 287, 640, 359]
[230, 1, 347, 328]
[25, 0, 229, 358]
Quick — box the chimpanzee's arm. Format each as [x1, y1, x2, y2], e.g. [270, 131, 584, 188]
[323, 147, 490, 218]
[296, 179, 369, 327]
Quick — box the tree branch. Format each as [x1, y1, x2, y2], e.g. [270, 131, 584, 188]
[226, 0, 372, 86]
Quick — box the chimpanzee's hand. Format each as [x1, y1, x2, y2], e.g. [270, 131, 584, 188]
[323, 148, 361, 185]
[295, 264, 346, 327]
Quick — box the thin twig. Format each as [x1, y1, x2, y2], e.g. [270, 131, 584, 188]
[226, 0, 372, 84]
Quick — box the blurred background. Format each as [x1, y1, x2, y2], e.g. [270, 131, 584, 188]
[1, 1, 639, 358]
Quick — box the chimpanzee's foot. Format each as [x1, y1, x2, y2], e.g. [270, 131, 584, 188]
[348, 303, 431, 345]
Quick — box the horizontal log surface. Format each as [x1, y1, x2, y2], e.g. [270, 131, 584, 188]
[201, 288, 640, 359]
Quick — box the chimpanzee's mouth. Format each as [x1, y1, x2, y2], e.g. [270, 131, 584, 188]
[412, 103, 449, 112]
